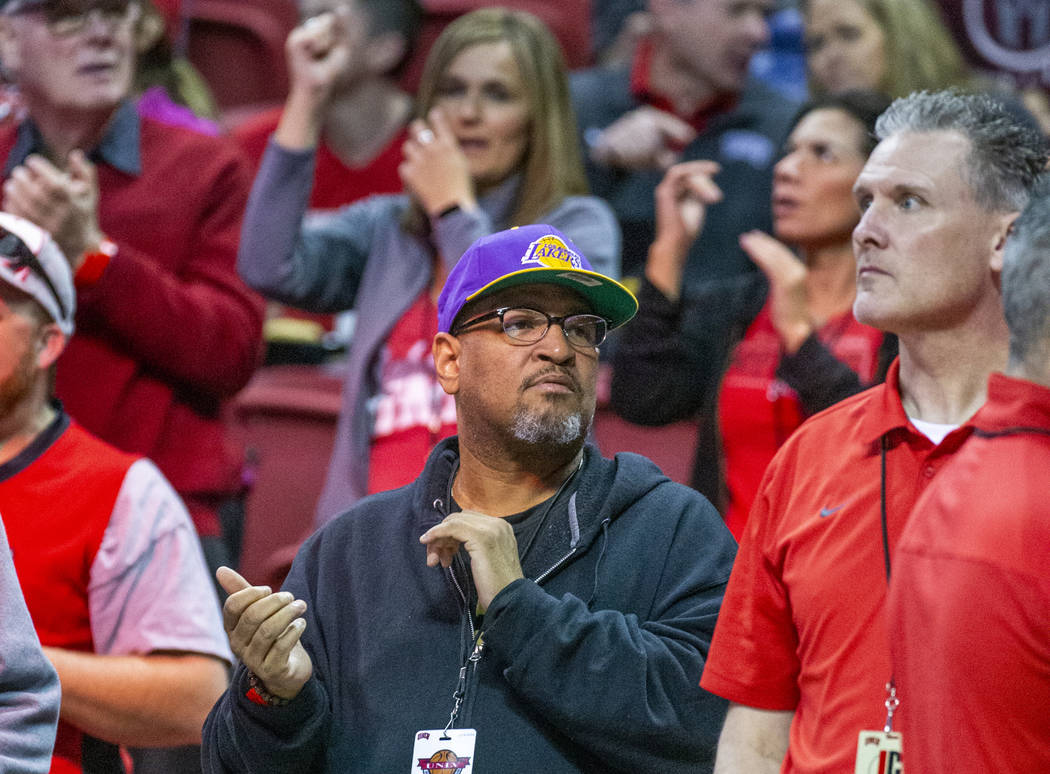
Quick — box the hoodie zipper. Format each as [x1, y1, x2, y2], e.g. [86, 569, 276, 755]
[448, 558, 476, 642]
[440, 488, 600, 729]
[445, 557, 484, 730]
[534, 547, 578, 585]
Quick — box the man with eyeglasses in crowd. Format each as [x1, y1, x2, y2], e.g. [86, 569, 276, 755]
[0, 0, 264, 580]
[202, 225, 737, 774]
[0, 212, 231, 774]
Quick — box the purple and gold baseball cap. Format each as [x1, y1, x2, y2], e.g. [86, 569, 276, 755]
[0, 211, 75, 335]
[438, 224, 637, 334]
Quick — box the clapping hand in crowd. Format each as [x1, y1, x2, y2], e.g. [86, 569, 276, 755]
[739, 230, 813, 353]
[2, 150, 103, 267]
[589, 106, 698, 171]
[217, 567, 313, 702]
[419, 509, 525, 613]
[646, 160, 723, 301]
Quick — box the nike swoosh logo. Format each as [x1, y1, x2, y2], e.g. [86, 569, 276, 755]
[819, 505, 844, 518]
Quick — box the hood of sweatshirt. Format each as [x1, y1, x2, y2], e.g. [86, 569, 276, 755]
[411, 436, 673, 582]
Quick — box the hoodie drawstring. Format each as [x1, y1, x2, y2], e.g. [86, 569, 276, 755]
[586, 518, 611, 608]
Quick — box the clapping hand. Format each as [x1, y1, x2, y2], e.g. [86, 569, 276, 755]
[419, 510, 524, 612]
[589, 106, 698, 171]
[2, 151, 103, 268]
[646, 160, 723, 301]
[739, 230, 813, 353]
[216, 567, 313, 701]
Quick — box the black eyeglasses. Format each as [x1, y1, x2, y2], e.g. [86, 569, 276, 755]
[4, 0, 140, 37]
[0, 226, 68, 320]
[453, 306, 609, 348]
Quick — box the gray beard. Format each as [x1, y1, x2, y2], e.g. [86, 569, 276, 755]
[511, 407, 584, 446]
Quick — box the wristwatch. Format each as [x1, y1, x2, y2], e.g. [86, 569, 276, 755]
[75, 237, 117, 287]
[246, 670, 292, 707]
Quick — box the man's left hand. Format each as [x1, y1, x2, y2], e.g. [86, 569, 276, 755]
[2, 150, 104, 268]
[420, 511, 524, 611]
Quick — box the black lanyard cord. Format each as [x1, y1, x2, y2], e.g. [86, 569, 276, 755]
[880, 434, 892, 583]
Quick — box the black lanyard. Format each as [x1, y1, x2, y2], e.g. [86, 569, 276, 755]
[878, 433, 898, 732]
[879, 434, 892, 583]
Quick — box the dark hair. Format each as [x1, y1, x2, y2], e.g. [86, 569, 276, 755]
[789, 90, 893, 157]
[876, 89, 1049, 212]
[358, 0, 423, 74]
[359, 0, 422, 43]
[1003, 174, 1050, 367]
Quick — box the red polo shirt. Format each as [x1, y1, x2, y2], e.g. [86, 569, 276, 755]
[701, 359, 977, 774]
[888, 372, 1050, 773]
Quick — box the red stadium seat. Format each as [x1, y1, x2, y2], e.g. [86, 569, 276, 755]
[230, 364, 343, 587]
[401, 0, 594, 92]
[182, 0, 298, 111]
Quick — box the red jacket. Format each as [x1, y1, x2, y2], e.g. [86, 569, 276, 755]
[0, 102, 265, 536]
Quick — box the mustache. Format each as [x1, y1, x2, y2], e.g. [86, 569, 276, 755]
[521, 367, 581, 393]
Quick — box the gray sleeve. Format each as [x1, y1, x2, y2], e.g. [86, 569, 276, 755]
[430, 203, 503, 277]
[0, 518, 60, 774]
[236, 140, 393, 314]
[430, 195, 622, 280]
[88, 460, 232, 663]
[544, 195, 622, 279]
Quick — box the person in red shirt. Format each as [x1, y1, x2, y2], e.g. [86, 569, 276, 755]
[234, 0, 422, 211]
[699, 90, 1046, 773]
[571, 0, 800, 280]
[237, 8, 621, 526]
[0, 4, 263, 770]
[0, 0, 264, 563]
[613, 90, 894, 538]
[887, 178, 1050, 773]
[0, 211, 230, 774]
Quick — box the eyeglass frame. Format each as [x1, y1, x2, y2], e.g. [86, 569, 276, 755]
[3, 0, 141, 37]
[0, 226, 68, 321]
[451, 306, 609, 349]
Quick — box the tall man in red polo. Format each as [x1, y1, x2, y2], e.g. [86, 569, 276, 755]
[699, 90, 1048, 773]
[887, 176, 1050, 773]
[0, 0, 264, 569]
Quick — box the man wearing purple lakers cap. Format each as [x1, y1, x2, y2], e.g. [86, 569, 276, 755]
[206, 224, 737, 773]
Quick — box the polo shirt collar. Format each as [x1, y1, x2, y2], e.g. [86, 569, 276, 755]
[3, 99, 141, 177]
[857, 358, 912, 446]
[975, 372, 1050, 433]
[861, 357, 985, 450]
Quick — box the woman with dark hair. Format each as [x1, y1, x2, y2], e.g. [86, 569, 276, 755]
[612, 90, 895, 539]
[237, 7, 620, 526]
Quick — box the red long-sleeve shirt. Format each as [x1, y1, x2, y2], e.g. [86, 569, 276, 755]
[0, 102, 265, 536]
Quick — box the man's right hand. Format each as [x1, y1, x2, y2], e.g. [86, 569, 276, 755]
[646, 160, 723, 301]
[589, 106, 698, 170]
[285, 8, 352, 104]
[274, 8, 353, 150]
[216, 566, 313, 701]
